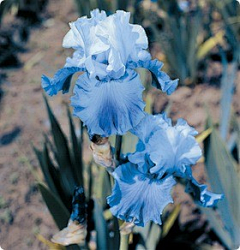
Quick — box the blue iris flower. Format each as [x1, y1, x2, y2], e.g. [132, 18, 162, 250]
[41, 9, 178, 137]
[108, 114, 223, 226]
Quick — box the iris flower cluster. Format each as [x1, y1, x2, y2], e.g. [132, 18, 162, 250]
[42, 9, 177, 137]
[42, 9, 222, 228]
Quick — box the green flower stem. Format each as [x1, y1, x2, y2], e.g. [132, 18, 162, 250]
[119, 233, 129, 250]
[115, 135, 123, 161]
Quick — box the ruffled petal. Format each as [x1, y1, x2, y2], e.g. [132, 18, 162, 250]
[65, 50, 86, 68]
[148, 128, 177, 177]
[149, 125, 202, 177]
[62, 9, 109, 77]
[128, 150, 153, 174]
[129, 115, 202, 178]
[139, 59, 178, 95]
[60, 9, 178, 87]
[127, 113, 223, 209]
[107, 162, 176, 226]
[63, 21, 85, 49]
[63, 9, 107, 51]
[130, 113, 171, 143]
[183, 167, 223, 207]
[71, 70, 145, 137]
[129, 114, 171, 173]
[95, 10, 149, 78]
[186, 177, 224, 207]
[41, 67, 85, 96]
[131, 24, 148, 49]
[90, 9, 107, 21]
[175, 118, 198, 137]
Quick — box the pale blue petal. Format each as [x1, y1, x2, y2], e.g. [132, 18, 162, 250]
[128, 148, 146, 172]
[149, 126, 202, 177]
[175, 118, 198, 137]
[61, 9, 178, 88]
[71, 70, 145, 137]
[130, 113, 171, 143]
[84, 56, 109, 79]
[127, 113, 222, 209]
[95, 11, 134, 77]
[148, 128, 177, 177]
[129, 115, 202, 178]
[65, 50, 86, 68]
[128, 150, 154, 174]
[127, 140, 149, 173]
[129, 113, 171, 173]
[107, 162, 176, 226]
[139, 59, 178, 95]
[129, 24, 149, 63]
[90, 9, 107, 21]
[183, 167, 223, 207]
[62, 9, 107, 51]
[62, 22, 84, 49]
[62, 9, 109, 76]
[95, 10, 149, 78]
[186, 178, 224, 207]
[41, 67, 85, 96]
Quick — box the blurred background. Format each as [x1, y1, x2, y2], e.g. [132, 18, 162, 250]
[0, 0, 239, 249]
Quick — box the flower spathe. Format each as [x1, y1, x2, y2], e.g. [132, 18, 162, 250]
[41, 9, 178, 136]
[107, 162, 176, 226]
[51, 187, 87, 246]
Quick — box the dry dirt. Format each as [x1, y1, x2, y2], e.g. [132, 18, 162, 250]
[0, 1, 239, 249]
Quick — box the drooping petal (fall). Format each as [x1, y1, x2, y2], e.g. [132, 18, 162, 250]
[180, 166, 223, 207]
[186, 177, 224, 207]
[41, 67, 85, 96]
[139, 59, 179, 95]
[107, 162, 176, 226]
[71, 70, 145, 137]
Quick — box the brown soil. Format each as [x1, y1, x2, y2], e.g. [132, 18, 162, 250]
[0, 1, 239, 249]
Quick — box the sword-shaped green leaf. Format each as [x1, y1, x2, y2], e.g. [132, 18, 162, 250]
[204, 125, 240, 248]
[67, 109, 84, 187]
[93, 199, 108, 250]
[43, 96, 76, 196]
[38, 182, 70, 230]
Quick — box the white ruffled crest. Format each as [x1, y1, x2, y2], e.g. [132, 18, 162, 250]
[95, 10, 149, 78]
[62, 9, 109, 74]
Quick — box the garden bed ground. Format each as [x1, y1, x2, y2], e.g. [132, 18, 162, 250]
[0, 0, 239, 249]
